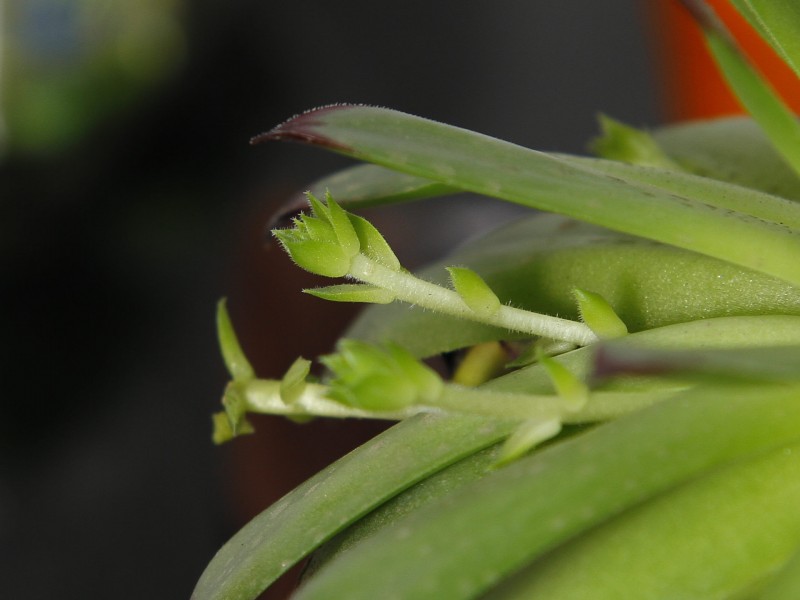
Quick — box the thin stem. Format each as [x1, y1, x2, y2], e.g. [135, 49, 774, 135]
[239, 379, 419, 420]
[236, 377, 685, 424]
[349, 254, 598, 346]
[431, 384, 682, 422]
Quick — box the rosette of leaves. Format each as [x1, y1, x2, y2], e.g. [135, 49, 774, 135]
[194, 2, 800, 599]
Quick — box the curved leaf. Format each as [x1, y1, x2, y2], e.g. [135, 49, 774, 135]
[191, 414, 514, 600]
[653, 117, 800, 200]
[484, 440, 800, 599]
[256, 105, 800, 286]
[293, 384, 800, 599]
[346, 214, 800, 357]
[681, 0, 800, 177]
[730, 0, 800, 80]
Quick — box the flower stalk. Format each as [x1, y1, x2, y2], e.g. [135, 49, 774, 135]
[274, 193, 601, 347]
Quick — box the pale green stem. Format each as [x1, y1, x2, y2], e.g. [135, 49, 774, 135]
[236, 377, 684, 424]
[239, 379, 419, 421]
[349, 254, 598, 346]
[431, 384, 682, 422]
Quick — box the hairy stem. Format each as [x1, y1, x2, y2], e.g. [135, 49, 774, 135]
[349, 254, 598, 346]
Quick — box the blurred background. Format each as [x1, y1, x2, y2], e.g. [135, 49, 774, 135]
[0, 1, 770, 598]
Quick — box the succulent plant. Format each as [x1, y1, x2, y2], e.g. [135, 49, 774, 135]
[194, 2, 800, 598]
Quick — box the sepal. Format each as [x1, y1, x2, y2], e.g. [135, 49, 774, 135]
[322, 340, 443, 411]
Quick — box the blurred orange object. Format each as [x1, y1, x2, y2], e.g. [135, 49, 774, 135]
[649, 0, 800, 121]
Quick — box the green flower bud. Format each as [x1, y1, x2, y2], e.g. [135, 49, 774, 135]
[271, 193, 365, 278]
[273, 231, 353, 278]
[322, 340, 443, 411]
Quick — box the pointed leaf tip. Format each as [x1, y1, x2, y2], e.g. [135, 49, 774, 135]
[249, 105, 360, 151]
[574, 288, 628, 340]
[447, 266, 501, 317]
[216, 299, 256, 382]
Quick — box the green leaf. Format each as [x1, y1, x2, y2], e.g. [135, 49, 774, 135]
[759, 546, 800, 600]
[568, 154, 800, 230]
[447, 266, 501, 317]
[306, 163, 455, 210]
[682, 0, 800, 178]
[346, 215, 800, 358]
[191, 414, 515, 600]
[292, 384, 800, 599]
[266, 165, 456, 232]
[653, 117, 800, 201]
[305, 284, 395, 304]
[256, 105, 800, 286]
[590, 114, 681, 169]
[594, 344, 800, 384]
[491, 316, 800, 397]
[216, 299, 255, 382]
[730, 0, 800, 80]
[304, 443, 502, 579]
[484, 440, 800, 599]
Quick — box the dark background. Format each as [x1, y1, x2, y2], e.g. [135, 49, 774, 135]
[1, 2, 664, 598]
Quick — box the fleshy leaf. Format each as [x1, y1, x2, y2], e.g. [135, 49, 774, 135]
[267, 165, 456, 232]
[192, 414, 515, 600]
[292, 384, 800, 600]
[594, 344, 800, 383]
[306, 164, 455, 209]
[482, 440, 800, 599]
[346, 214, 800, 358]
[758, 545, 800, 600]
[653, 117, 800, 200]
[256, 105, 800, 286]
[447, 266, 502, 317]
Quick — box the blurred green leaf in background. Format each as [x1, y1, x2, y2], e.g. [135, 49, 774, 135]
[0, 0, 185, 156]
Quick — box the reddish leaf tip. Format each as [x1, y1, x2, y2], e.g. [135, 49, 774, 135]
[250, 104, 360, 151]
